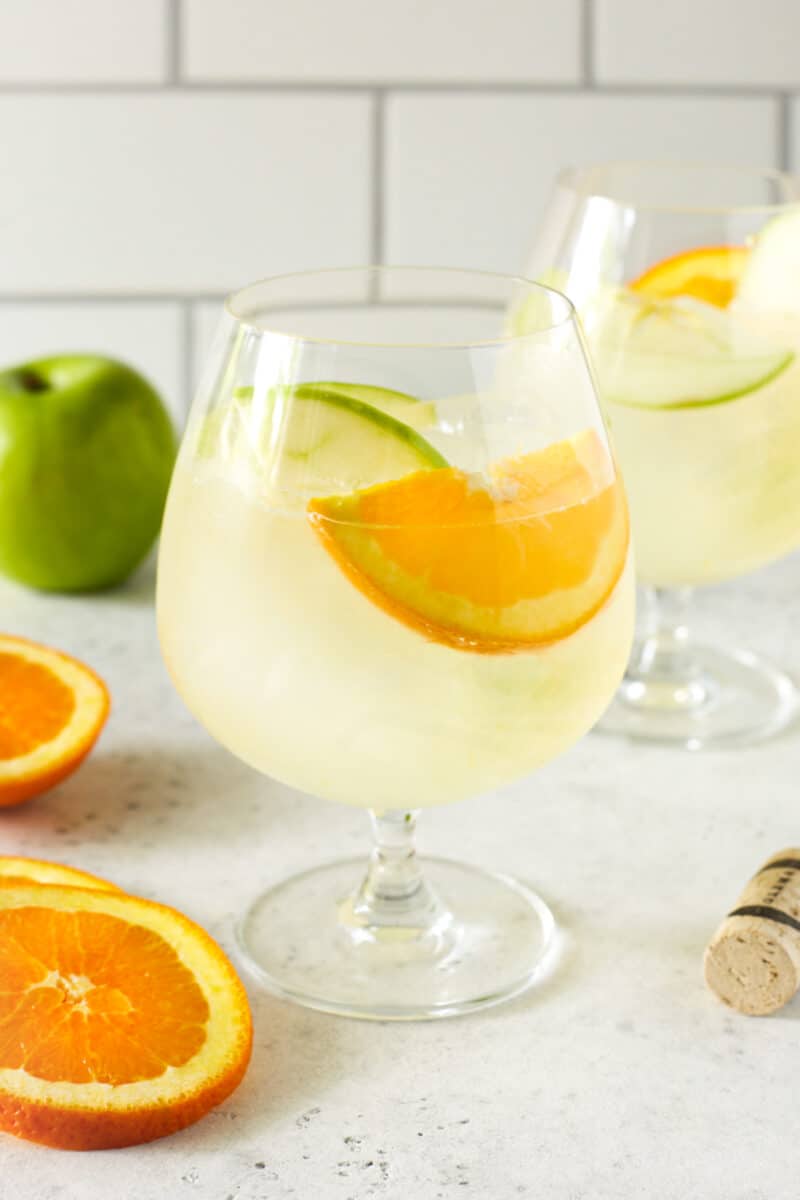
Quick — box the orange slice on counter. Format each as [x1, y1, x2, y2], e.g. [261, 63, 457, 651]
[0, 856, 118, 891]
[0, 635, 109, 808]
[0, 883, 252, 1150]
[308, 429, 628, 652]
[630, 245, 749, 308]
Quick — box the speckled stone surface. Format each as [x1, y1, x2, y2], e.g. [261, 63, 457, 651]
[2, 555, 800, 1199]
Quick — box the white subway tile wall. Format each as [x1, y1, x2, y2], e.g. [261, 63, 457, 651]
[595, 0, 800, 88]
[386, 94, 778, 274]
[183, 0, 582, 83]
[0, 0, 167, 84]
[191, 302, 225, 394]
[0, 95, 371, 293]
[0, 0, 794, 421]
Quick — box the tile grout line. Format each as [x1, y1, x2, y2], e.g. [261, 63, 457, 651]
[179, 300, 195, 417]
[0, 80, 784, 98]
[0, 293, 228, 304]
[581, 0, 595, 88]
[0, 295, 508, 310]
[777, 92, 791, 171]
[369, 90, 385, 287]
[166, 0, 182, 86]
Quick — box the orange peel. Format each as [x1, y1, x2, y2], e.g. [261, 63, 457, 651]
[309, 430, 628, 651]
[0, 883, 252, 1150]
[0, 856, 119, 891]
[0, 635, 109, 808]
[630, 245, 749, 308]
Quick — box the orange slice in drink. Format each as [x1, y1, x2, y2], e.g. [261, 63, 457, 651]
[630, 245, 748, 308]
[0, 883, 252, 1150]
[308, 430, 628, 652]
[0, 635, 109, 808]
[0, 856, 118, 890]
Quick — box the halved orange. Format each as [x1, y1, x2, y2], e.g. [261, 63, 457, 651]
[0, 883, 252, 1150]
[0, 856, 118, 891]
[630, 245, 749, 308]
[308, 429, 629, 652]
[0, 635, 110, 808]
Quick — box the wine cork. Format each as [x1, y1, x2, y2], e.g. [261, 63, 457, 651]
[704, 849, 800, 1015]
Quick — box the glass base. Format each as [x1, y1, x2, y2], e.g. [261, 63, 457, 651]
[598, 641, 798, 749]
[236, 857, 555, 1021]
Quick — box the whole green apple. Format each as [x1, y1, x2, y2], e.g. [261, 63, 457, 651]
[0, 355, 177, 591]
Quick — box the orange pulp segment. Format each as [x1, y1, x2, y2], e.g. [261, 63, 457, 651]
[308, 429, 629, 652]
[0, 635, 109, 808]
[630, 245, 749, 308]
[0, 856, 119, 891]
[0, 884, 252, 1150]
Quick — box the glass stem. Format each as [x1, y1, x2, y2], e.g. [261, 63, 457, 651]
[624, 586, 708, 711]
[348, 809, 448, 934]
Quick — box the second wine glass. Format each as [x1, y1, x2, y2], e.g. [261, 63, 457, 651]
[530, 163, 800, 749]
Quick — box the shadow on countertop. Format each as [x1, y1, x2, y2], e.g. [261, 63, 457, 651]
[0, 741, 305, 855]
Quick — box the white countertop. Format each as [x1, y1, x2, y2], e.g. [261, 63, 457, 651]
[2, 555, 800, 1200]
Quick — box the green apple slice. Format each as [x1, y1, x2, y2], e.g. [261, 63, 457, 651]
[736, 209, 800, 317]
[271, 387, 446, 490]
[293, 381, 436, 429]
[197, 380, 433, 457]
[196, 382, 446, 495]
[586, 289, 793, 411]
[228, 380, 436, 430]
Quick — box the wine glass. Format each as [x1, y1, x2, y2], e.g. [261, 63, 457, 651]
[530, 164, 800, 749]
[157, 266, 634, 1019]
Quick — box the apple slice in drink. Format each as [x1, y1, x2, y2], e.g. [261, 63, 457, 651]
[268, 386, 446, 491]
[293, 381, 436, 429]
[584, 289, 793, 411]
[196, 382, 446, 496]
[735, 209, 800, 318]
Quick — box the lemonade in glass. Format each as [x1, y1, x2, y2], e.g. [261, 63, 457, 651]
[157, 268, 634, 1018]
[531, 165, 800, 748]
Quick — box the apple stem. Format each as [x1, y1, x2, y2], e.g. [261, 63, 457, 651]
[16, 369, 48, 394]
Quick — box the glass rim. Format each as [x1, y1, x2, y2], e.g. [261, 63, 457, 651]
[556, 161, 800, 215]
[224, 265, 576, 348]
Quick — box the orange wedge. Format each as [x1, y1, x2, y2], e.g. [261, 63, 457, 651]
[0, 856, 118, 891]
[0, 635, 109, 808]
[0, 883, 252, 1150]
[630, 245, 749, 308]
[308, 429, 628, 652]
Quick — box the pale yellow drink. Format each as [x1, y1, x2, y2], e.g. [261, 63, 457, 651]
[157, 268, 634, 1021]
[579, 212, 800, 589]
[597, 326, 800, 589]
[158, 442, 633, 810]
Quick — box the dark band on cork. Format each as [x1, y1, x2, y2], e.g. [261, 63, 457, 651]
[757, 858, 800, 874]
[728, 904, 800, 934]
